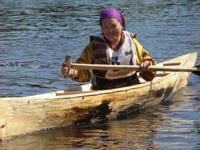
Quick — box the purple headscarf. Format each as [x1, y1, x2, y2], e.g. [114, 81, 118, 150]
[99, 7, 126, 30]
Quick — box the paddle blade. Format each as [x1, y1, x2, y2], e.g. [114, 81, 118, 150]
[195, 64, 200, 69]
[192, 64, 200, 76]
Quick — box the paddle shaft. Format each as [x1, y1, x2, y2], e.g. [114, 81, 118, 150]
[64, 55, 200, 76]
[71, 63, 200, 72]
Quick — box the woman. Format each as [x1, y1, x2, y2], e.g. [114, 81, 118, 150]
[61, 7, 156, 90]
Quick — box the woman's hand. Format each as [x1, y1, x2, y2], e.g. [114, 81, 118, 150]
[61, 64, 78, 79]
[140, 60, 152, 69]
[139, 60, 155, 81]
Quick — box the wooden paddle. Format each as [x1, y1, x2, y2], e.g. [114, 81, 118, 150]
[64, 55, 200, 76]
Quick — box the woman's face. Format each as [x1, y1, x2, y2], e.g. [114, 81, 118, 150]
[101, 18, 123, 43]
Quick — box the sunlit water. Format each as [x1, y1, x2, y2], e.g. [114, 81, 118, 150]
[0, 0, 200, 149]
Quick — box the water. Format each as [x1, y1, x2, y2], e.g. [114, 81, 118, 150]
[0, 0, 200, 149]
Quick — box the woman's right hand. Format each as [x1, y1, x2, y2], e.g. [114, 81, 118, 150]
[61, 64, 78, 79]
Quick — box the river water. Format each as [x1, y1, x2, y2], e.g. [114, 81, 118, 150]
[0, 0, 200, 149]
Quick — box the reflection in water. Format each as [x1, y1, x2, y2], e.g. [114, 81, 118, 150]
[0, 108, 162, 150]
[152, 82, 200, 150]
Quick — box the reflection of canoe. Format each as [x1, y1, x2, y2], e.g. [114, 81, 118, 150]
[0, 52, 197, 140]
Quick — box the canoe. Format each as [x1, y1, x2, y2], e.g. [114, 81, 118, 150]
[0, 52, 197, 140]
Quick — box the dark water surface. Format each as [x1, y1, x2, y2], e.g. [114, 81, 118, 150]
[0, 0, 200, 149]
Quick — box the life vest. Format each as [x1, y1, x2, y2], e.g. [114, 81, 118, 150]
[90, 31, 137, 80]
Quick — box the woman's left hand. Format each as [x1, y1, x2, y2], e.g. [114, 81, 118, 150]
[139, 60, 156, 81]
[140, 60, 152, 69]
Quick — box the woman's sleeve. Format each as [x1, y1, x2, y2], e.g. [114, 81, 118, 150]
[72, 43, 94, 82]
[132, 38, 156, 65]
[132, 38, 156, 81]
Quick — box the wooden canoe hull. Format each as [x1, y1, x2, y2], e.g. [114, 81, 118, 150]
[0, 52, 197, 140]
